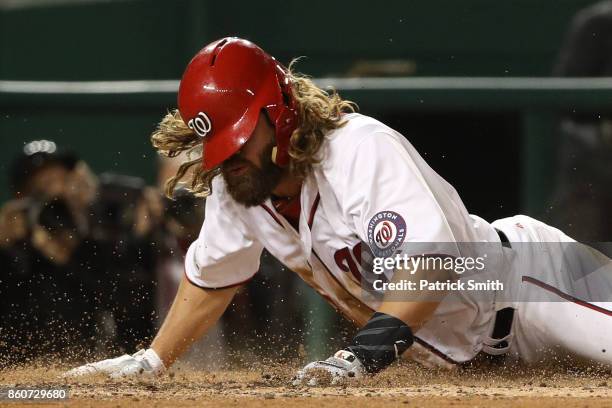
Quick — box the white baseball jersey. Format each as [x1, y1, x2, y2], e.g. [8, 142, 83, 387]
[185, 113, 506, 367]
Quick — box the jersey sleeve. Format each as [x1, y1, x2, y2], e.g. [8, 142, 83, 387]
[339, 132, 459, 259]
[184, 183, 264, 289]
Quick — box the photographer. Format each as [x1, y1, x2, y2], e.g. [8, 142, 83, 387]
[0, 140, 167, 363]
[1, 141, 92, 362]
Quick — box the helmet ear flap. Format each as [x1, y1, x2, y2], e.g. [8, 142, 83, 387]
[267, 66, 298, 167]
[266, 104, 298, 167]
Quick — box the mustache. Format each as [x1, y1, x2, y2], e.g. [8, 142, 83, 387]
[222, 156, 254, 173]
[220, 145, 281, 207]
[223, 155, 245, 167]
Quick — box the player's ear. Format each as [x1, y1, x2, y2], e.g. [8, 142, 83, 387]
[271, 146, 279, 164]
[262, 109, 281, 165]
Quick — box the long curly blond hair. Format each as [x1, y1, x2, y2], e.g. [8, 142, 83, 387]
[151, 61, 356, 198]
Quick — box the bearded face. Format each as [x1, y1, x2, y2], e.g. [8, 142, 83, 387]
[221, 139, 283, 207]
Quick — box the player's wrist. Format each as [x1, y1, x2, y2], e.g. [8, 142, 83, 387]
[346, 312, 413, 374]
[138, 348, 166, 375]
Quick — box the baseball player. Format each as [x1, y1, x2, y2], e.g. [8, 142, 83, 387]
[66, 37, 612, 383]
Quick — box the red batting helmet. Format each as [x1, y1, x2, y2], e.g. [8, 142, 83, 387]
[178, 37, 299, 170]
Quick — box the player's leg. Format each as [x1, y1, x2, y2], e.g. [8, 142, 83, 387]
[492, 215, 612, 366]
[509, 295, 612, 365]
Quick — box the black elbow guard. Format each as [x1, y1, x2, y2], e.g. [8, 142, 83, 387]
[346, 312, 414, 374]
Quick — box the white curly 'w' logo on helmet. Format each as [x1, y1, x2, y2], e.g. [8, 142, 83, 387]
[188, 112, 212, 138]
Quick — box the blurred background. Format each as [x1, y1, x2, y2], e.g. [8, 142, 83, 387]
[1, 0, 611, 368]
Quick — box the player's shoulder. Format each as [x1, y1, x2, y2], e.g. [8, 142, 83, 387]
[575, 1, 612, 27]
[319, 113, 405, 165]
[326, 113, 397, 146]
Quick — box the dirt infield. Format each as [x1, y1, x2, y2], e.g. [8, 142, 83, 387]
[2, 361, 612, 407]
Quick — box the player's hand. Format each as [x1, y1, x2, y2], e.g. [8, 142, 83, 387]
[292, 349, 364, 386]
[63, 349, 165, 379]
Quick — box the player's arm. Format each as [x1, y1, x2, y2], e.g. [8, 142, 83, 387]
[64, 273, 239, 378]
[65, 180, 260, 378]
[151, 273, 239, 367]
[377, 262, 445, 331]
[294, 263, 446, 385]
[296, 131, 454, 384]
[341, 262, 447, 377]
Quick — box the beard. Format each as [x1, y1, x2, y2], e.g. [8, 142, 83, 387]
[221, 142, 283, 207]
